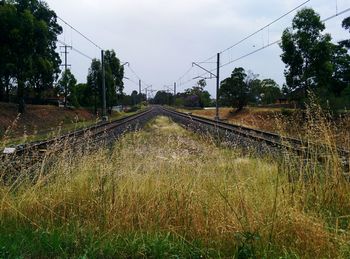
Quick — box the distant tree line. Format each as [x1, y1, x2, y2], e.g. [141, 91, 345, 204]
[1, 2, 349, 113]
[0, 0, 130, 114]
[280, 8, 350, 110]
[216, 9, 350, 112]
[150, 79, 212, 108]
[154, 10, 350, 111]
[0, 0, 62, 112]
[219, 68, 282, 111]
[150, 74, 282, 109]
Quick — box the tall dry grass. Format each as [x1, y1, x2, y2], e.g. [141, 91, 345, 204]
[0, 115, 350, 257]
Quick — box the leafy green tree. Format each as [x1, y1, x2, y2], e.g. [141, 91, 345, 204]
[152, 91, 173, 105]
[0, 3, 17, 102]
[75, 83, 94, 107]
[183, 79, 211, 108]
[104, 50, 124, 113]
[259, 79, 282, 105]
[57, 69, 78, 107]
[280, 8, 333, 104]
[340, 17, 350, 48]
[331, 45, 350, 96]
[219, 67, 249, 111]
[249, 78, 262, 104]
[87, 59, 102, 113]
[0, 0, 62, 112]
[85, 51, 124, 113]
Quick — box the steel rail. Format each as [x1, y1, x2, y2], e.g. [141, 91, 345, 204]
[3, 108, 155, 157]
[160, 106, 350, 162]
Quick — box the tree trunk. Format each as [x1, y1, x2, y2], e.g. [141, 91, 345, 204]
[17, 79, 26, 113]
[5, 81, 10, 102]
[94, 90, 97, 115]
[0, 80, 4, 102]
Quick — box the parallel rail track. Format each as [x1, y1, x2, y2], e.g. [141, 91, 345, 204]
[2, 107, 156, 158]
[2, 105, 349, 168]
[160, 106, 350, 166]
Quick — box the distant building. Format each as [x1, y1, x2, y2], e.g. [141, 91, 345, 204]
[276, 98, 289, 105]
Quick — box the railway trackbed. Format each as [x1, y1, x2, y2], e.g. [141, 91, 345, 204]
[1, 105, 349, 169]
[159, 106, 350, 168]
[1, 107, 156, 158]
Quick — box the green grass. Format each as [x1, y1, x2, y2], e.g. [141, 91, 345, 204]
[0, 224, 211, 258]
[0, 110, 142, 147]
[0, 115, 349, 258]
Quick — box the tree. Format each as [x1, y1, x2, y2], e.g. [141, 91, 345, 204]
[152, 91, 173, 105]
[0, 0, 62, 112]
[0, 3, 17, 103]
[183, 79, 211, 108]
[57, 69, 78, 107]
[280, 8, 333, 104]
[259, 79, 282, 105]
[87, 59, 102, 113]
[340, 17, 350, 48]
[219, 67, 250, 111]
[75, 83, 95, 107]
[104, 50, 124, 113]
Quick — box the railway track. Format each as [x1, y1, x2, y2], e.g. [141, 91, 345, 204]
[1, 105, 349, 170]
[2, 107, 157, 158]
[160, 106, 350, 167]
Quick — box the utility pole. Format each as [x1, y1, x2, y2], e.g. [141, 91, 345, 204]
[144, 85, 153, 102]
[174, 82, 177, 106]
[60, 45, 72, 108]
[192, 53, 220, 120]
[101, 50, 107, 121]
[215, 53, 220, 120]
[139, 79, 142, 107]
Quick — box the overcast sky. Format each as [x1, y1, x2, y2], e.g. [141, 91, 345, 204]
[45, 0, 350, 97]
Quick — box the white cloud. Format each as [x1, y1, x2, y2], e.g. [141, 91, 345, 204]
[45, 0, 350, 96]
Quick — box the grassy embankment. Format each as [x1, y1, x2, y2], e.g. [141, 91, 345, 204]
[0, 111, 350, 257]
[179, 106, 350, 150]
[0, 102, 142, 147]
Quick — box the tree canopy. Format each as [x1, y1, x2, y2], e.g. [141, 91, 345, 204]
[280, 9, 350, 109]
[0, 0, 62, 112]
[219, 67, 250, 111]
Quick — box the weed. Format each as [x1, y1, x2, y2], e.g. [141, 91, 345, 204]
[0, 112, 349, 257]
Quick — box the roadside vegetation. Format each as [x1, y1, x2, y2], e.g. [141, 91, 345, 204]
[0, 102, 144, 147]
[1, 115, 349, 258]
[179, 105, 350, 150]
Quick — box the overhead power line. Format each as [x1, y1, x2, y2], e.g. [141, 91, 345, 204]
[173, 0, 312, 87]
[175, 5, 350, 89]
[57, 16, 103, 50]
[219, 7, 350, 69]
[219, 0, 311, 55]
[323, 7, 350, 22]
[201, 0, 311, 63]
[126, 66, 152, 87]
[58, 39, 94, 60]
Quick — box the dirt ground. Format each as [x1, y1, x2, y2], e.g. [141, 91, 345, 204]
[0, 102, 96, 139]
[180, 107, 350, 149]
[181, 107, 293, 132]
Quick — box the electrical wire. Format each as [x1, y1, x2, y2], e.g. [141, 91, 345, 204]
[173, 0, 312, 88]
[175, 6, 350, 87]
[57, 16, 104, 50]
[219, 0, 311, 55]
[57, 39, 94, 60]
[220, 7, 350, 69]
[126, 66, 152, 87]
[200, 0, 311, 63]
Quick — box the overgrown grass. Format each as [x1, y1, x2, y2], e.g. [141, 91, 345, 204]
[0, 114, 349, 258]
[0, 110, 140, 148]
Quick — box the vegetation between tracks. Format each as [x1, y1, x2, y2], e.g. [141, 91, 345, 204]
[0, 115, 350, 258]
